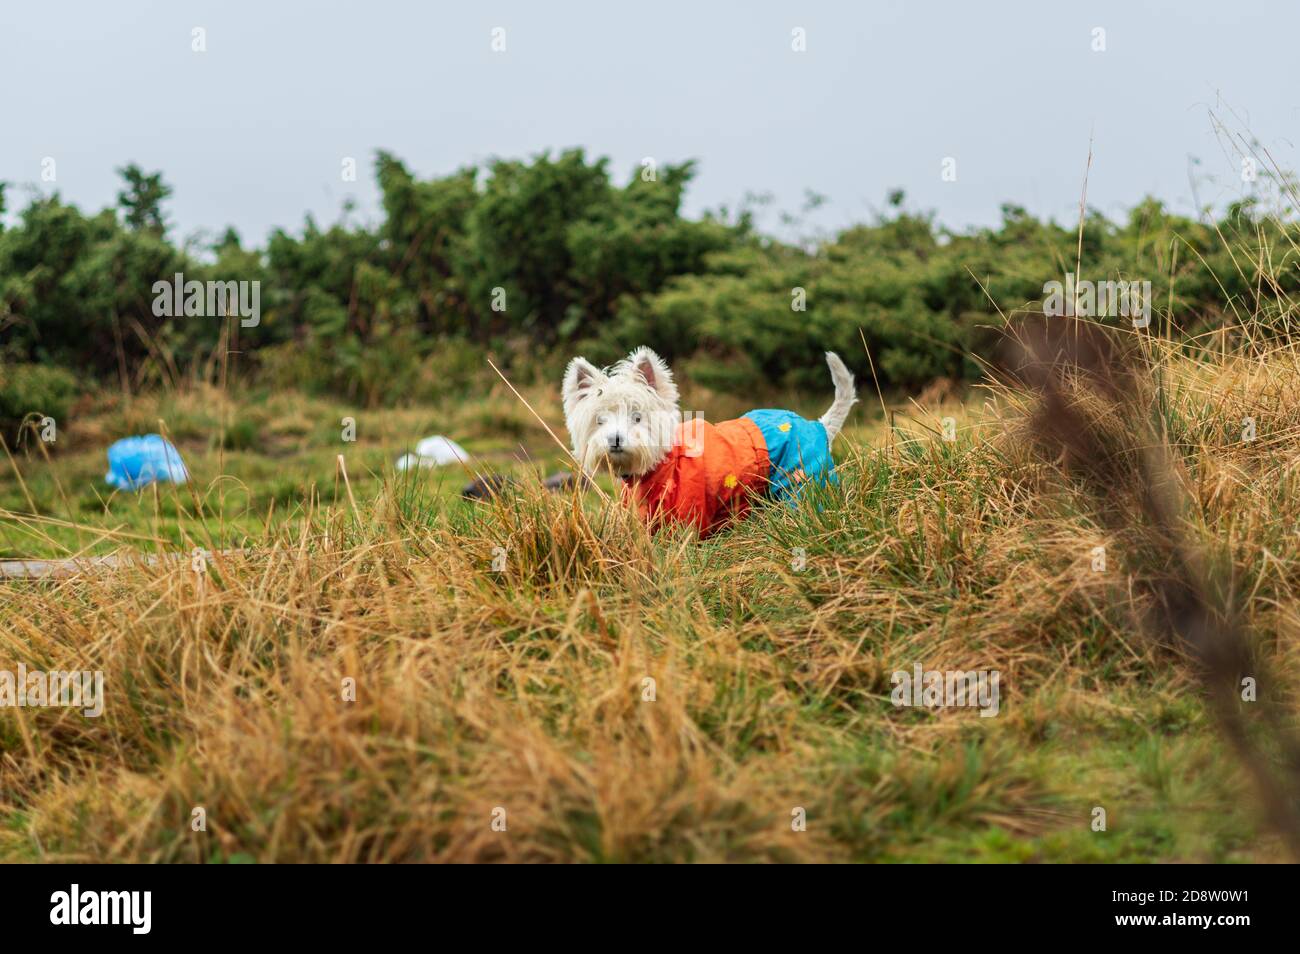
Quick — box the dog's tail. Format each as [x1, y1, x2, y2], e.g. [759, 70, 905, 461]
[819, 351, 857, 443]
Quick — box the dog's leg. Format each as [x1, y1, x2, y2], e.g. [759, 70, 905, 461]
[818, 352, 858, 443]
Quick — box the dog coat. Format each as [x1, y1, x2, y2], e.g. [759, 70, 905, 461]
[622, 409, 836, 537]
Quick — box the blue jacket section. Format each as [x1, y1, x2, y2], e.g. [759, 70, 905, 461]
[743, 409, 836, 501]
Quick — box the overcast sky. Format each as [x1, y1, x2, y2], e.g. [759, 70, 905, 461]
[2, 0, 1295, 245]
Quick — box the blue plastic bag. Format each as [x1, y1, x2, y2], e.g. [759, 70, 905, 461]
[104, 434, 189, 490]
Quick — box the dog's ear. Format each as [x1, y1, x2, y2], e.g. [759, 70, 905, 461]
[626, 346, 678, 404]
[562, 357, 606, 416]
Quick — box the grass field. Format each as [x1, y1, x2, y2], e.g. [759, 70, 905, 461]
[1, 333, 1297, 862]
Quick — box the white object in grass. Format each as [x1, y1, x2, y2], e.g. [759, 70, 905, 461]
[396, 436, 471, 470]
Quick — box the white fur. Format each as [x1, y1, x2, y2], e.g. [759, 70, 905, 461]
[819, 351, 858, 442]
[561, 347, 681, 477]
[562, 347, 857, 479]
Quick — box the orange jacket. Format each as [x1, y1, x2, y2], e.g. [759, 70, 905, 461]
[621, 417, 771, 537]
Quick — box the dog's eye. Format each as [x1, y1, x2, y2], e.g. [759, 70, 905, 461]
[597, 414, 610, 426]
[631, 412, 643, 425]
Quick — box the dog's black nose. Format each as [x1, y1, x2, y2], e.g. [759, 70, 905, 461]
[608, 433, 625, 452]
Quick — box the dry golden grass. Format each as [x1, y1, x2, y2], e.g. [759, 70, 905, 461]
[2, 329, 1299, 862]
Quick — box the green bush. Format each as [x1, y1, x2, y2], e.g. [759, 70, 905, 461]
[602, 198, 1299, 392]
[3, 157, 1298, 400]
[0, 362, 80, 442]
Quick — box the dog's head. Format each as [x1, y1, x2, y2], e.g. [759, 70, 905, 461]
[562, 346, 681, 478]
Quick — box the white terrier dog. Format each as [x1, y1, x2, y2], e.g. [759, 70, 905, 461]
[562, 347, 856, 536]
